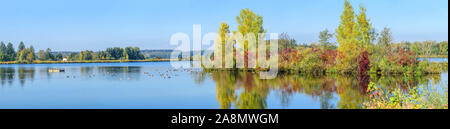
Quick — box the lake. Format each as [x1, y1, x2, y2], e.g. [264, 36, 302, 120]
[0, 60, 447, 109]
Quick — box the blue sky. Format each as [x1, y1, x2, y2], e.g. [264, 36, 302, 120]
[0, 0, 447, 51]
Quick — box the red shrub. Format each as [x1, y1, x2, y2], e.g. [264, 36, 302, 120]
[358, 51, 370, 77]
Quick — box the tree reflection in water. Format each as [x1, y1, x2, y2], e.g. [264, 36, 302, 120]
[192, 71, 442, 109]
[1, 67, 35, 87]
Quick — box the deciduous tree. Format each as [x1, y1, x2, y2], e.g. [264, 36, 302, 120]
[335, 0, 360, 73]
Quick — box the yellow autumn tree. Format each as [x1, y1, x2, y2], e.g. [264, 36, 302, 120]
[215, 22, 230, 68]
[235, 8, 266, 69]
[336, 0, 360, 73]
[356, 5, 375, 53]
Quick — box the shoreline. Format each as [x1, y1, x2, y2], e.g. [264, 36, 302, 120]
[0, 59, 176, 65]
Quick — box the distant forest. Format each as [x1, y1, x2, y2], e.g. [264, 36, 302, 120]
[52, 49, 177, 60]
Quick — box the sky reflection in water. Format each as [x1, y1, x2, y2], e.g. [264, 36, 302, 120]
[0, 61, 447, 109]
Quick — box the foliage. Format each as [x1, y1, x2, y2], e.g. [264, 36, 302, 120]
[38, 48, 56, 61]
[235, 8, 265, 68]
[99, 46, 145, 60]
[358, 51, 370, 77]
[294, 48, 324, 74]
[106, 47, 125, 60]
[16, 46, 35, 64]
[279, 47, 338, 74]
[439, 41, 448, 55]
[96, 51, 109, 60]
[0, 42, 16, 61]
[364, 82, 448, 109]
[124, 46, 145, 60]
[79, 50, 95, 60]
[55, 53, 63, 60]
[206, 1, 446, 76]
[279, 32, 297, 51]
[335, 0, 361, 73]
[318, 29, 334, 50]
[409, 40, 448, 57]
[215, 22, 231, 68]
[415, 61, 443, 75]
[68, 52, 79, 61]
[0, 42, 6, 61]
[18, 42, 25, 52]
[377, 27, 393, 54]
[356, 5, 376, 51]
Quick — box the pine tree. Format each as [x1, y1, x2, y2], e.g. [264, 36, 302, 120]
[0, 42, 6, 61]
[6, 42, 16, 61]
[18, 41, 25, 51]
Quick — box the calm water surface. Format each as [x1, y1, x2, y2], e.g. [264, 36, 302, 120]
[0, 60, 447, 109]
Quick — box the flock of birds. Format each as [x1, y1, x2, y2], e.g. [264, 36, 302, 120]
[61, 68, 200, 80]
[143, 68, 200, 79]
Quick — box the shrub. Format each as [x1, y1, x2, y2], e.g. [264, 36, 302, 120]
[364, 82, 448, 109]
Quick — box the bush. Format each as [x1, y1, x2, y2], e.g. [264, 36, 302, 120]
[364, 82, 448, 109]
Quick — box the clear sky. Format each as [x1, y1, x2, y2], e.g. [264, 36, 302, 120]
[0, 0, 447, 51]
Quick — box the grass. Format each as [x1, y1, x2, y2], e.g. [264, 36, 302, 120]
[0, 59, 174, 64]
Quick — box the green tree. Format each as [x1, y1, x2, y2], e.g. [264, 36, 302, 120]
[411, 41, 421, 55]
[0, 42, 7, 61]
[17, 45, 36, 64]
[38, 48, 55, 61]
[18, 42, 25, 52]
[377, 27, 393, 52]
[106, 47, 124, 60]
[439, 41, 448, 55]
[421, 40, 435, 56]
[27, 46, 35, 63]
[56, 53, 63, 60]
[370, 27, 393, 72]
[37, 50, 46, 60]
[6, 43, 16, 61]
[318, 29, 334, 50]
[124, 46, 145, 60]
[80, 50, 94, 60]
[68, 52, 79, 61]
[122, 48, 129, 60]
[25, 51, 35, 63]
[279, 32, 297, 51]
[46, 48, 55, 61]
[96, 51, 109, 60]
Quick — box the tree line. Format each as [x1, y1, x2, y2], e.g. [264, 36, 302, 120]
[0, 41, 146, 63]
[0, 42, 36, 63]
[53, 46, 145, 61]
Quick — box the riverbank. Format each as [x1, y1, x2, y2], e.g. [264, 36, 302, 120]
[0, 59, 174, 64]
